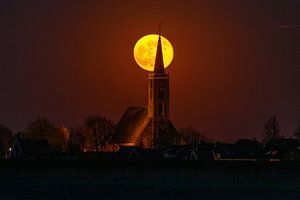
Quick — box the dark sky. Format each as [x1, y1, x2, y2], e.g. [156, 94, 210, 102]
[0, 0, 299, 142]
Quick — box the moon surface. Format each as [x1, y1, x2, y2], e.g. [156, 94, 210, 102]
[133, 34, 174, 72]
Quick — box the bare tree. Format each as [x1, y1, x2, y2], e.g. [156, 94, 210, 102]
[179, 127, 207, 145]
[263, 115, 281, 142]
[58, 125, 71, 151]
[24, 117, 65, 151]
[68, 127, 88, 152]
[84, 115, 114, 151]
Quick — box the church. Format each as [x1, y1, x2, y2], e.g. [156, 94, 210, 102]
[110, 33, 182, 149]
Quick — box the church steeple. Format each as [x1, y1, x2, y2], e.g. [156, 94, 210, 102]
[154, 24, 164, 74]
[154, 36, 164, 74]
[147, 23, 171, 148]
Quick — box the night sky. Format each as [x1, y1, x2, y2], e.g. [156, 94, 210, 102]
[0, 0, 299, 142]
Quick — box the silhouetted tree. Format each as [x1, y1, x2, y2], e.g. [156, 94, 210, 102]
[294, 121, 300, 139]
[0, 124, 13, 156]
[68, 127, 89, 152]
[83, 115, 114, 151]
[14, 132, 25, 139]
[179, 127, 207, 145]
[263, 115, 281, 142]
[24, 117, 65, 151]
[58, 125, 71, 151]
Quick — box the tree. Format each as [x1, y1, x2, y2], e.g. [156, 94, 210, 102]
[179, 127, 207, 145]
[68, 127, 89, 152]
[0, 124, 13, 155]
[24, 117, 65, 151]
[58, 125, 71, 151]
[83, 115, 114, 151]
[263, 115, 281, 142]
[294, 121, 300, 139]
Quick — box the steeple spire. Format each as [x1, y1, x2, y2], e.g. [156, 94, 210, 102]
[154, 22, 165, 74]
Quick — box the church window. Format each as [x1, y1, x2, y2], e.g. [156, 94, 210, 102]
[158, 88, 165, 99]
[157, 102, 165, 117]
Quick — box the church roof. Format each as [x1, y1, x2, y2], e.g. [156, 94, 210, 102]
[110, 106, 182, 146]
[110, 106, 150, 144]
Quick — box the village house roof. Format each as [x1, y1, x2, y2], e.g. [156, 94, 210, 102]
[11, 138, 49, 158]
[116, 146, 163, 160]
[264, 138, 300, 161]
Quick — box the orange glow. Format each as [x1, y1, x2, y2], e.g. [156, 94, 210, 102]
[133, 34, 174, 71]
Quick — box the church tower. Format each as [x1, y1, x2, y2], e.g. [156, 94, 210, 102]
[148, 32, 170, 148]
[110, 28, 183, 150]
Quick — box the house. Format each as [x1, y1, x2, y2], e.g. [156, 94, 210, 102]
[233, 139, 263, 160]
[193, 143, 216, 161]
[10, 138, 49, 159]
[213, 142, 235, 160]
[264, 138, 300, 161]
[214, 139, 263, 161]
[163, 145, 197, 160]
[116, 146, 163, 160]
[163, 143, 216, 161]
[164, 146, 188, 159]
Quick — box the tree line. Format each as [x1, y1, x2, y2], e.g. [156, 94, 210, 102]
[0, 115, 114, 155]
[0, 114, 300, 155]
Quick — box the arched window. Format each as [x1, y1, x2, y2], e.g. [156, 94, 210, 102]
[157, 102, 165, 117]
[158, 88, 165, 99]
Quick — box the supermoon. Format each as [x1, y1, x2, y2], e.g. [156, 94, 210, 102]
[133, 34, 174, 72]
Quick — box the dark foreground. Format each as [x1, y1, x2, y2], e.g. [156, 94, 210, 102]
[1, 160, 300, 199]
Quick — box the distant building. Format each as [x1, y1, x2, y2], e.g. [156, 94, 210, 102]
[116, 146, 163, 160]
[163, 145, 196, 160]
[10, 138, 49, 159]
[213, 139, 263, 161]
[264, 138, 300, 161]
[110, 33, 183, 149]
[163, 144, 215, 160]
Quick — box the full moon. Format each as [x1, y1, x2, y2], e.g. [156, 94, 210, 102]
[133, 34, 174, 72]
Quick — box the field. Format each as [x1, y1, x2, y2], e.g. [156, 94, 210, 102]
[1, 160, 300, 199]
